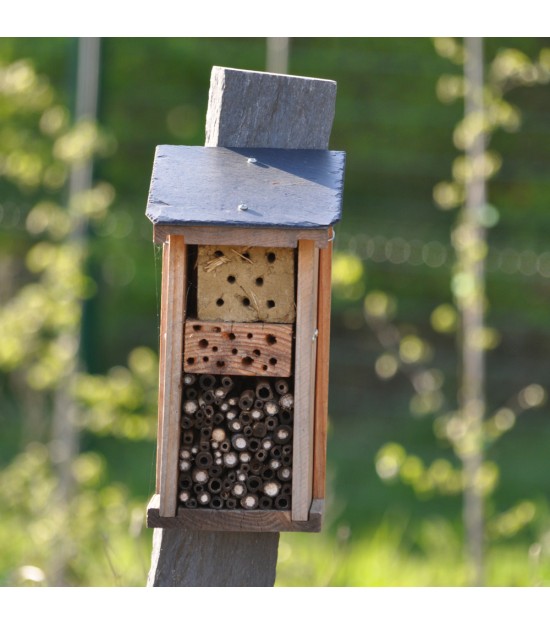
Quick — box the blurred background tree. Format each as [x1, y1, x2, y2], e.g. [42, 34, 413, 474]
[1, 37, 550, 586]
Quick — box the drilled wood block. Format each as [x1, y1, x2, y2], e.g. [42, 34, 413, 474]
[197, 245, 295, 323]
[184, 320, 292, 377]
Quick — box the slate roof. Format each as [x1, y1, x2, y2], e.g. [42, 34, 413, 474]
[146, 146, 345, 230]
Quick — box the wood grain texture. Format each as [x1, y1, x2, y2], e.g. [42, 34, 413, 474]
[206, 67, 336, 149]
[158, 235, 186, 517]
[154, 224, 331, 248]
[313, 234, 333, 499]
[147, 495, 323, 533]
[292, 239, 319, 521]
[197, 244, 295, 323]
[155, 242, 169, 494]
[184, 320, 293, 377]
[146, 146, 345, 230]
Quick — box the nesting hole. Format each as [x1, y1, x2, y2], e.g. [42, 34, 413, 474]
[253, 349, 261, 356]
[216, 298, 224, 307]
[267, 252, 276, 263]
[192, 324, 202, 331]
[262, 365, 268, 371]
[231, 348, 238, 355]
[214, 327, 221, 333]
[269, 357, 278, 366]
[216, 361, 225, 368]
[267, 300, 275, 309]
[266, 334, 277, 345]
[242, 357, 254, 367]
[247, 333, 253, 339]
[212, 346, 218, 352]
[227, 275, 236, 284]
[242, 297, 251, 307]
[243, 252, 251, 260]
[187, 357, 195, 365]
[228, 332, 236, 341]
[214, 250, 224, 258]
[198, 339, 209, 349]
[203, 356, 209, 363]
[255, 277, 264, 286]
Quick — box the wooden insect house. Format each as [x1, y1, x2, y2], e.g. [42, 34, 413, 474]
[146, 146, 345, 532]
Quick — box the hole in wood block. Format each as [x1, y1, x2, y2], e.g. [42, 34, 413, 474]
[193, 324, 202, 331]
[216, 361, 225, 368]
[267, 300, 275, 309]
[197, 245, 295, 323]
[184, 320, 292, 377]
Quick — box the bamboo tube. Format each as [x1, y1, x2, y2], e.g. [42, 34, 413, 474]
[182, 432, 194, 446]
[202, 389, 215, 405]
[195, 452, 213, 469]
[226, 498, 238, 509]
[253, 399, 264, 410]
[179, 459, 192, 472]
[282, 455, 292, 466]
[199, 441, 210, 452]
[273, 425, 292, 444]
[179, 449, 192, 459]
[228, 419, 243, 433]
[265, 416, 279, 431]
[261, 467, 275, 480]
[221, 376, 234, 391]
[192, 468, 209, 484]
[279, 393, 294, 410]
[199, 374, 216, 390]
[183, 399, 199, 415]
[203, 405, 215, 418]
[270, 446, 282, 459]
[259, 496, 273, 510]
[210, 496, 223, 509]
[249, 460, 263, 475]
[197, 491, 211, 506]
[264, 401, 279, 417]
[252, 422, 267, 438]
[255, 449, 268, 463]
[231, 435, 247, 451]
[223, 451, 239, 468]
[277, 467, 292, 482]
[274, 495, 289, 510]
[210, 465, 223, 478]
[178, 490, 192, 503]
[243, 426, 253, 438]
[255, 381, 273, 401]
[239, 451, 252, 464]
[193, 483, 205, 494]
[262, 480, 281, 498]
[231, 482, 247, 498]
[261, 438, 274, 451]
[208, 478, 223, 494]
[211, 427, 226, 442]
[185, 387, 197, 399]
[185, 498, 198, 508]
[247, 438, 261, 453]
[240, 411, 252, 425]
[213, 413, 224, 425]
[251, 408, 264, 421]
[183, 373, 197, 386]
[275, 379, 289, 395]
[179, 475, 192, 490]
[281, 484, 292, 496]
[279, 409, 293, 425]
[239, 389, 255, 410]
[269, 459, 281, 471]
[240, 494, 259, 510]
[181, 416, 193, 430]
[282, 444, 292, 456]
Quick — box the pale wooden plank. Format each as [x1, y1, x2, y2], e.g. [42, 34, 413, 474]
[153, 224, 330, 248]
[147, 494, 323, 533]
[313, 232, 333, 499]
[155, 242, 169, 494]
[184, 320, 292, 377]
[158, 235, 187, 517]
[292, 239, 319, 521]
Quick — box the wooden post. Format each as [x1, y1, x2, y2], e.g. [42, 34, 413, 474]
[147, 66, 337, 587]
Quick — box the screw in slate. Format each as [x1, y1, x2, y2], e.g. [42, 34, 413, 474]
[247, 158, 257, 164]
[238, 203, 248, 211]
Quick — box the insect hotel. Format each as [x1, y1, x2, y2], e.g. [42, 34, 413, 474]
[146, 145, 345, 532]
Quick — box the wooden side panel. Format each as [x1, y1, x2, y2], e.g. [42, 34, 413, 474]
[159, 235, 187, 517]
[313, 234, 333, 499]
[155, 242, 169, 493]
[184, 320, 292, 377]
[292, 240, 319, 521]
[153, 224, 331, 249]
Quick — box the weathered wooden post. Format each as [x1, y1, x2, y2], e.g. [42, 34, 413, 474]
[146, 66, 345, 586]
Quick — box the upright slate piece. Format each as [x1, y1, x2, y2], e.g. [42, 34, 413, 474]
[147, 66, 338, 588]
[206, 66, 336, 150]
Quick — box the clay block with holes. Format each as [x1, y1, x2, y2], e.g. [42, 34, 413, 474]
[183, 320, 292, 377]
[196, 245, 295, 323]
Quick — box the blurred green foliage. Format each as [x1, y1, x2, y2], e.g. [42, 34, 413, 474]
[0, 38, 550, 586]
